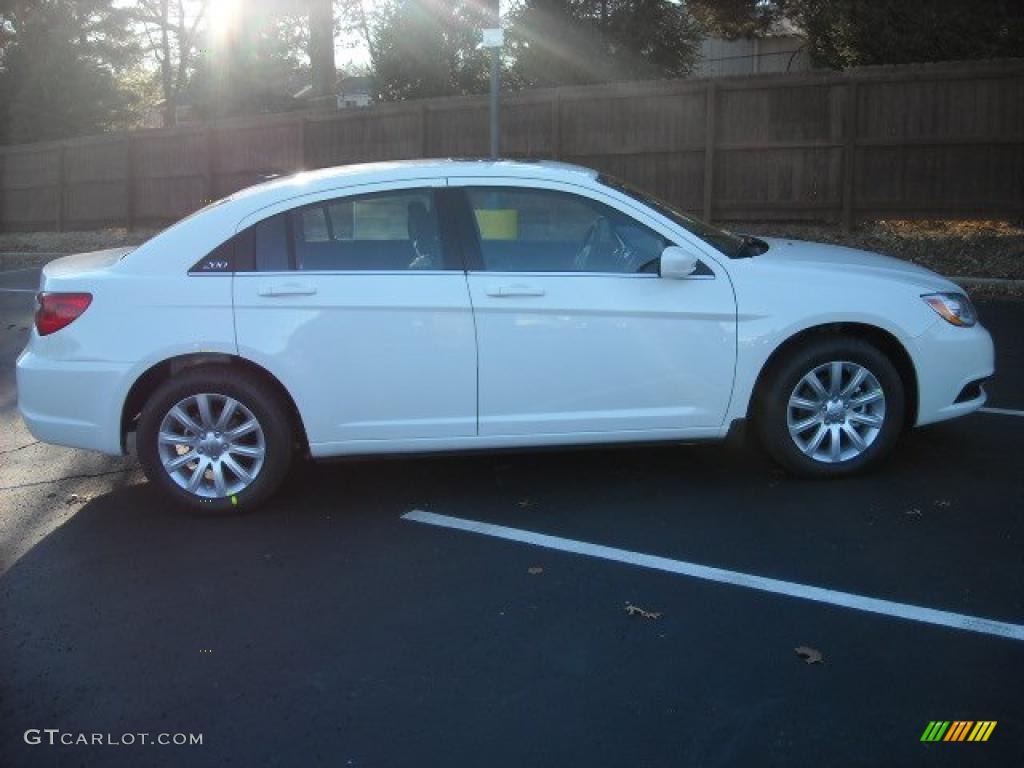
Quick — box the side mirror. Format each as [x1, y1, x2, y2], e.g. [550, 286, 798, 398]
[659, 246, 699, 279]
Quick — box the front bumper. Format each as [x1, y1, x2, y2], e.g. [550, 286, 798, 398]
[16, 348, 131, 455]
[910, 319, 995, 426]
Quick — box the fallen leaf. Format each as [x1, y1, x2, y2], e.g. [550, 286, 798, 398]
[527, 566, 543, 575]
[625, 602, 661, 620]
[794, 646, 824, 664]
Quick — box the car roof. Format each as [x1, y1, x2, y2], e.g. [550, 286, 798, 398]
[125, 159, 604, 274]
[227, 158, 600, 207]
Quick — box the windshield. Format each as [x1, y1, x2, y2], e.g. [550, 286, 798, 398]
[598, 175, 749, 257]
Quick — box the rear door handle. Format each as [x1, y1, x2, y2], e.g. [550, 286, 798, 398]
[258, 283, 317, 297]
[484, 284, 546, 298]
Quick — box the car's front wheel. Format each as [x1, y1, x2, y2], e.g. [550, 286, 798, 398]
[755, 336, 905, 477]
[137, 366, 293, 512]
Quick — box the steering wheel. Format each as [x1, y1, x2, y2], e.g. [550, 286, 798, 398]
[574, 217, 619, 272]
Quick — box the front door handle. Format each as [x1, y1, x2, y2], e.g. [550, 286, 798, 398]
[485, 284, 546, 298]
[258, 283, 317, 297]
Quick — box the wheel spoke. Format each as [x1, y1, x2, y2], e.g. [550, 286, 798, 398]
[164, 450, 198, 472]
[790, 415, 820, 433]
[226, 419, 259, 440]
[195, 394, 215, 429]
[185, 457, 209, 492]
[828, 424, 842, 461]
[222, 454, 251, 483]
[211, 461, 227, 496]
[804, 424, 828, 455]
[842, 424, 867, 452]
[848, 410, 883, 428]
[841, 367, 867, 397]
[805, 371, 828, 399]
[215, 397, 239, 430]
[227, 443, 263, 459]
[850, 389, 883, 408]
[159, 430, 192, 446]
[789, 395, 819, 411]
[169, 405, 201, 434]
[829, 362, 843, 397]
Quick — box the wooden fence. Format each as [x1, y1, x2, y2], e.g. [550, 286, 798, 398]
[1, 58, 1021, 232]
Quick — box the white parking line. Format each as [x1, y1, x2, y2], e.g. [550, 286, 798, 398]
[402, 509, 1024, 643]
[0, 288, 36, 293]
[0, 267, 43, 274]
[979, 407, 1024, 418]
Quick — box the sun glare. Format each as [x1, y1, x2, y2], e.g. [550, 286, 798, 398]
[207, 0, 242, 42]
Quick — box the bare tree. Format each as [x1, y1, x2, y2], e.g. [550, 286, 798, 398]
[132, 0, 209, 126]
[336, 0, 379, 68]
[309, 0, 335, 103]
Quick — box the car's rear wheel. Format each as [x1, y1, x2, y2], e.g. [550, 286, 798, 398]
[755, 336, 905, 477]
[137, 367, 292, 512]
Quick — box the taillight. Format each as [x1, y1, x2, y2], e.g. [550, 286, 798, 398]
[35, 292, 93, 336]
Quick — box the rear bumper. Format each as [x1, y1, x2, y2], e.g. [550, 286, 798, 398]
[911, 320, 995, 426]
[16, 348, 130, 455]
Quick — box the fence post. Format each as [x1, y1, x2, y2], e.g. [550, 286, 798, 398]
[56, 143, 67, 232]
[550, 89, 561, 160]
[124, 132, 136, 231]
[0, 152, 5, 233]
[301, 117, 311, 170]
[205, 127, 216, 203]
[842, 79, 858, 231]
[702, 82, 717, 223]
[419, 103, 428, 157]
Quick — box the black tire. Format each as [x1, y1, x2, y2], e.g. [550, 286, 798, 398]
[137, 366, 293, 513]
[754, 336, 905, 477]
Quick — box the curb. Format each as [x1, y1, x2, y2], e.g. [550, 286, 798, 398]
[952, 276, 1024, 289]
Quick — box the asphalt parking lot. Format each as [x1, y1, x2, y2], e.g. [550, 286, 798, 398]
[1, 266, 1022, 767]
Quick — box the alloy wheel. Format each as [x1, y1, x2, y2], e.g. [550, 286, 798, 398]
[156, 393, 266, 498]
[786, 361, 886, 464]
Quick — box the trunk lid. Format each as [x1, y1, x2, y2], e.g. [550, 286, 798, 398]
[42, 247, 134, 282]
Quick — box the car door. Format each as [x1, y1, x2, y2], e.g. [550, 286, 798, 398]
[232, 181, 478, 452]
[451, 179, 737, 437]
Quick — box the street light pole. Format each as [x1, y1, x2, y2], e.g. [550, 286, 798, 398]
[490, 46, 500, 159]
[481, 0, 503, 160]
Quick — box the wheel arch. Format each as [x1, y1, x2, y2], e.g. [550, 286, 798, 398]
[749, 322, 919, 430]
[120, 353, 309, 454]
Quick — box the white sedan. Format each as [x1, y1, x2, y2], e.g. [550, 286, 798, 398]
[17, 160, 994, 511]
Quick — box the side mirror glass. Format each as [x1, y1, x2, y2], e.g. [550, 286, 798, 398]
[659, 245, 699, 279]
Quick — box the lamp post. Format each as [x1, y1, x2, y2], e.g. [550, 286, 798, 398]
[480, 2, 503, 159]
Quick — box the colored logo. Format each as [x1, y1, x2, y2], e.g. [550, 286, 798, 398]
[921, 721, 996, 742]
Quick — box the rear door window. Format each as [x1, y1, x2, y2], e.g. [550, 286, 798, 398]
[289, 189, 444, 271]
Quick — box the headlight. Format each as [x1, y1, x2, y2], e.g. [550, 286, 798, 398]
[922, 292, 977, 327]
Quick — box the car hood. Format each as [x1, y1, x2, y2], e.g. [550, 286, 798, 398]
[754, 237, 961, 292]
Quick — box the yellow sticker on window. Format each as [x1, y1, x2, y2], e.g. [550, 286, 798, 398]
[475, 209, 519, 241]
